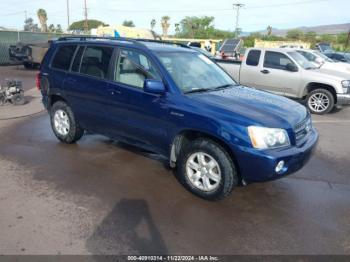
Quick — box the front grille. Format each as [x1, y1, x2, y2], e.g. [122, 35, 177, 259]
[294, 116, 312, 144]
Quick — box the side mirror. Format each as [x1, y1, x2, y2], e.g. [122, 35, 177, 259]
[315, 57, 323, 64]
[144, 79, 165, 94]
[286, 63, 298, 72]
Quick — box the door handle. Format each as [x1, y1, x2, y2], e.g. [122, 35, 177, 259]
[260, 69, 270, 74]
[108, 89, 122, 95]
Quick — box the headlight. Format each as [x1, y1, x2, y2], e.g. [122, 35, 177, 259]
[342, 80, 350, 93]
[248, 126, 290, 149]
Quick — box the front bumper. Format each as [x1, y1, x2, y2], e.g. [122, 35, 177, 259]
[337, 94, 350, 106]
[232, 128, 318, 183]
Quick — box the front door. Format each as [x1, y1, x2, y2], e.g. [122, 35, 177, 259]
[258, 51, 301, 97]
[106, 48, 170, 153]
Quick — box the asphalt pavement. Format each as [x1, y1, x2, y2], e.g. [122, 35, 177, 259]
[0, 66, 349, 255]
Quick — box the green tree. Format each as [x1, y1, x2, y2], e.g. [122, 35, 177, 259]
[179, 16, 215, 38]
[37, 9, 48, 32]
[266, 25, 272, 36]
[286, 29, 304, 40]
[56, 24, 63, 33]
[24, 18, 39, 32]
[69, 19, 107, 31]
[122, 20, 135, 27]
[48, 24, 55, 33]
[304, 31, 316, 42]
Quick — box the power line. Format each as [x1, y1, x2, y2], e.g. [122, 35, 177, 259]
[97, 0, 330, 13]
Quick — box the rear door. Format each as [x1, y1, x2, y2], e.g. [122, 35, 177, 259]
[106, 48, 170, 152]
[239, 49, 263, 87]
[63, 45, 114, 133]
[49, 44, 77, 98]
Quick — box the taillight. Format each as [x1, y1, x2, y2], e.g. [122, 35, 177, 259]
[36, 73, 41, 90]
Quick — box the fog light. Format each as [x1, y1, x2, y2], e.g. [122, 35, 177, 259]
[275, 161, 285, 173]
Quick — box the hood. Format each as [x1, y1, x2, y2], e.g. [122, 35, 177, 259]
[311, 67, 350, 80]
[321, 62, 350, 74]
[189, 86, 308, 128]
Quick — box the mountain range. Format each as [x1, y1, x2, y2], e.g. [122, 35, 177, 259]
[253, 23, 350, 36]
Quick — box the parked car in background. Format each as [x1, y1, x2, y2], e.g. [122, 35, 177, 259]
[296, 49, 350, 74]
[38, 37, 318, 200]
[217, 48, 350, 114]
[316, 42, 333, 53]
[324, 52, 350, 63]
[9, 41, 50, 69]
[280, 44, 304, 49]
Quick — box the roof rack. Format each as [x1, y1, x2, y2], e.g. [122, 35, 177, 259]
[57, 36, 190, 49]
[135, 38, 191, 49]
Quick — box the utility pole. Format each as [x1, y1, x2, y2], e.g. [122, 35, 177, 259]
[66, 0, 70, 31]
[24, 10, 27, 21]
[233, 3, 244, 38]
[83, 0, 88, 33]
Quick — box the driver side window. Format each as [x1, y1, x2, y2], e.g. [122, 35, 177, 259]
[264, 51, 294, 70]
[115, 49, 161, 89]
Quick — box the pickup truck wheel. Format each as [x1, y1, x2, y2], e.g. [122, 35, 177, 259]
[306, 89, 334, 115]
[50, 101, 84, 144]
[177, 138, 238, 201]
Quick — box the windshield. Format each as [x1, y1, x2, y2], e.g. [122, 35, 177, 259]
[288, 51, 317, 69]
[156, 52, 236, 93]
[313, 51, 333, 62]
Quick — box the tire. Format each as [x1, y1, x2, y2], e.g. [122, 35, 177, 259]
[306, 89, 334, 115]
[50, 101, 84, 144]
[23, 62, 33, 69]
[177, 138, 238, 201]
[11, 93, 26, 105]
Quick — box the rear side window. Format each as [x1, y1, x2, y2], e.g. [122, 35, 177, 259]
[263, 51, 293, 70]
[51, 45, 77, 71]
[246, 50, 261, 66]
[80, 46, 113, 79]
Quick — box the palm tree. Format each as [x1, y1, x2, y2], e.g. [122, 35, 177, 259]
[37, 9, 48, 32]
[161, 16, 170, 37]
[150, 19, 156, 31]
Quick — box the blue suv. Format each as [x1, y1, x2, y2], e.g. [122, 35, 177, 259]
[38, 37, 318, 200]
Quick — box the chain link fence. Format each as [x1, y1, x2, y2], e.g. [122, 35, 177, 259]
[0, 31, 70, 65]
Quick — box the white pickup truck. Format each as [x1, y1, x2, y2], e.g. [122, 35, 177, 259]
[216, 48, 350, 114]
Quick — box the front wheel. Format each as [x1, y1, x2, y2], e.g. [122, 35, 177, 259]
[177, 138, 238, 201]
[306, 89, 334, 115]
[50, 101, 84, 144]
[11, 92, 26, 105]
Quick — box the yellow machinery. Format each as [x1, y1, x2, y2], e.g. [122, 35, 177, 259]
[92, 25, 159, 40]
[254, 39, 311, 49]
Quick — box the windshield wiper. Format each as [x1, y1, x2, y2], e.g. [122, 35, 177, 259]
[212, 84, 236, 91]
[184, 88, 212, 94]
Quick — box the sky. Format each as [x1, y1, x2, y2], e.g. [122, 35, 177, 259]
[0, 0, 349, 33]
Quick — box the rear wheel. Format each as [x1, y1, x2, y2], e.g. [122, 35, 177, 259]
[177, 138, 238, 201]
[50, 101, 84, 143]
[306, 89, 334, 115]
[11, 92, 26, 105]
